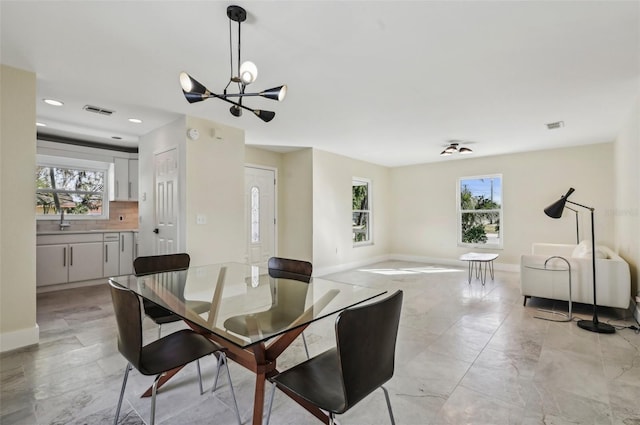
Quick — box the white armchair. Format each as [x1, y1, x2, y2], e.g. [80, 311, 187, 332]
[520, 242, 631, 309]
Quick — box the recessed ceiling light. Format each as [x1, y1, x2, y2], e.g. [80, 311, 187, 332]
[36, 122, 47, 127]
[43, 98, 64, 106]
[128, 118, 143, 124]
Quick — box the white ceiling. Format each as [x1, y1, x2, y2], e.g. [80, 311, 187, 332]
[1, 1, 638, 166]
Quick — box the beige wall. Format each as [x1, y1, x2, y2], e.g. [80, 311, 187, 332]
[312, 149, 390, 273]
[389, 143, 615, 266]
[614, 98, 639, 317]
[280, 149, 313, 262]
[138, 116, 245, 265]
[185, 116, 245, 265]
[0, 65, 38, 351]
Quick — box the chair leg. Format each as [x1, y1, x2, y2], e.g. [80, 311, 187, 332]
[114, 363, 132, 425]
[211, 352, 242, 425]
[211, 352, 223, 393]
[196, 359, 204, 395]
[157, 323, 162, 339]
[150, 373, 163, 425]
[301, 332, 310, 359]
[380, 385, 396, 425]
[265, 382, 278, 425]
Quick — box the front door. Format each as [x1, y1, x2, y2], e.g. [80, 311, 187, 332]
[245, 166, 276, 266]
[154, 148, 179, 254]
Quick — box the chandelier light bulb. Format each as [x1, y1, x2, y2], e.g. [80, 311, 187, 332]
[179, 72, 193, 92]
[239, 61, 258, 84]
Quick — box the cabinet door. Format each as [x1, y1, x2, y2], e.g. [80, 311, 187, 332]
[128, 159, 138, 200]
[103, 241, 120, 277]
[114, 157, 129, 201]
[36, 244, 68, 286]
[68, 242, 103, 282]
[119, 232, 134, 275]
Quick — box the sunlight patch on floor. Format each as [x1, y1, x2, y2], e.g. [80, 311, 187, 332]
[359, 266, 463, 275]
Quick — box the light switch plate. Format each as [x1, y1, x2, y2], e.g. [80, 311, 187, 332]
[196, 214, 207, 225]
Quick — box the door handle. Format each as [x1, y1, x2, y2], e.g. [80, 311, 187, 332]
[105, 244, 109, 262]
[121, 235, 124, 252]
[153, 228, 159, 234]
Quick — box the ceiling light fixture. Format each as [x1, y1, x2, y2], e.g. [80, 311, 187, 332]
[36, 122, 47, 127]
[179, 5, 287, 123]
[128, 118, 143, 124]
[43, 98, 64, 106]
[440, 142, 473, 156]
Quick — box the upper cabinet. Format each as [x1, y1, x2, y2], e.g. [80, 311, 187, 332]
[111, 158, 138, 201]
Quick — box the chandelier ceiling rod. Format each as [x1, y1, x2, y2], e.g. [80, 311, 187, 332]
[179, 5, 287, 123]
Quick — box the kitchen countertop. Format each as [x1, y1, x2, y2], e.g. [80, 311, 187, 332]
[37, 229, 139, 235]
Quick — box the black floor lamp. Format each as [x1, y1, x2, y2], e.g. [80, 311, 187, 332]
[544, 188, 615, 334]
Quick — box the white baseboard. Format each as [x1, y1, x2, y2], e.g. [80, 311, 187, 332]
[0, 324, 39, 353]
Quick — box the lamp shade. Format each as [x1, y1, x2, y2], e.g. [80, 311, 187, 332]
[179, 72, 210, 103]
[254, 110, 276, 122]
[544, 187, 575, 218]
[260, 86, 287, 101]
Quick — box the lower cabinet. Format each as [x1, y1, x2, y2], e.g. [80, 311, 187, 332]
[37, 231, 137, 287]
[103, 232, 134, 276]
[68, 242, 104, 282]
[36, 244, 69, 286]
[103, 238, 120, 277]
[36, 234, 105, 286]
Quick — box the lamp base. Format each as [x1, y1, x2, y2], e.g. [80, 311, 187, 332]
[577, 319, 615, 334]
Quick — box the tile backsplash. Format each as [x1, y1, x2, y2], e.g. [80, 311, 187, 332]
[37, 201, 139, 232]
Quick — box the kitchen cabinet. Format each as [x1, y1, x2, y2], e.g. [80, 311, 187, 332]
[68, 242, 103, 282]
[36, 233, 104, 286]
[36, 244, 69, 286]
[103, 234, 120, 277]
[119, 232, 134, 275]
[103, 232, 134, 276]
[112, 158, 138, 201]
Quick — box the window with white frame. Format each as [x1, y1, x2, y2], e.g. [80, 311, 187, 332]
[36, 155, 110, 219]
[458, 174, 502, 248]
[352, 177, 372, 244]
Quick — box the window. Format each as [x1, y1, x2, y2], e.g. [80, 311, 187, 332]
[352, 178, 372, 245]
[36, 155, 110, 219]
[458, 175, 502, 248]
[251, 186, 260, 243]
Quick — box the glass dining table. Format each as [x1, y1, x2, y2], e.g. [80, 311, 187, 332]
[109, 262, 386, 425]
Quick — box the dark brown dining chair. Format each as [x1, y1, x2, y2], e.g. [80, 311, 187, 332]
[108, 280, 241, 425]
[223, 256, 313, 358]
[268, 257, 313, 358]
[133, 253, 190, 339]
[266, 290, 403, 425]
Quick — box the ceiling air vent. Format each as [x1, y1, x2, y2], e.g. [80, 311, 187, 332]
[83, 105, 115, 116]
[546, 121, 564, 130]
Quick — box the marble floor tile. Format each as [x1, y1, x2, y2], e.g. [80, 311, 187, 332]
[1, 261, 638, 425]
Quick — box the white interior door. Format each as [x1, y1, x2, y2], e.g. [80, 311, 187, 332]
[154, 148, 179, 255]
[245, 166, 276, 266]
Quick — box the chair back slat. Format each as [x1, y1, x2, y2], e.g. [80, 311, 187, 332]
[335, 290, 403, 409]
[133, 253, 190, 276]
[108, 280, 143, 369]
[268, 257, 312, 282]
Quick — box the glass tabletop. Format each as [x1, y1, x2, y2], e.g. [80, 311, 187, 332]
[109, 262, 386, 348]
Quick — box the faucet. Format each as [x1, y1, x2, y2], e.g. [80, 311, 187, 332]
[59, 209, 71, 231]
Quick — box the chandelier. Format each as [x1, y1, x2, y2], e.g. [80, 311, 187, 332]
[440, 142, 473, 156]
[179, 5, 287, 122]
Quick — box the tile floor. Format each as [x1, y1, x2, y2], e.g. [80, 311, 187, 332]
[1, 260, 639, 425]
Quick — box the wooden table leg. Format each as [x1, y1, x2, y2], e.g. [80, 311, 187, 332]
[141, 366, 184, 397]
